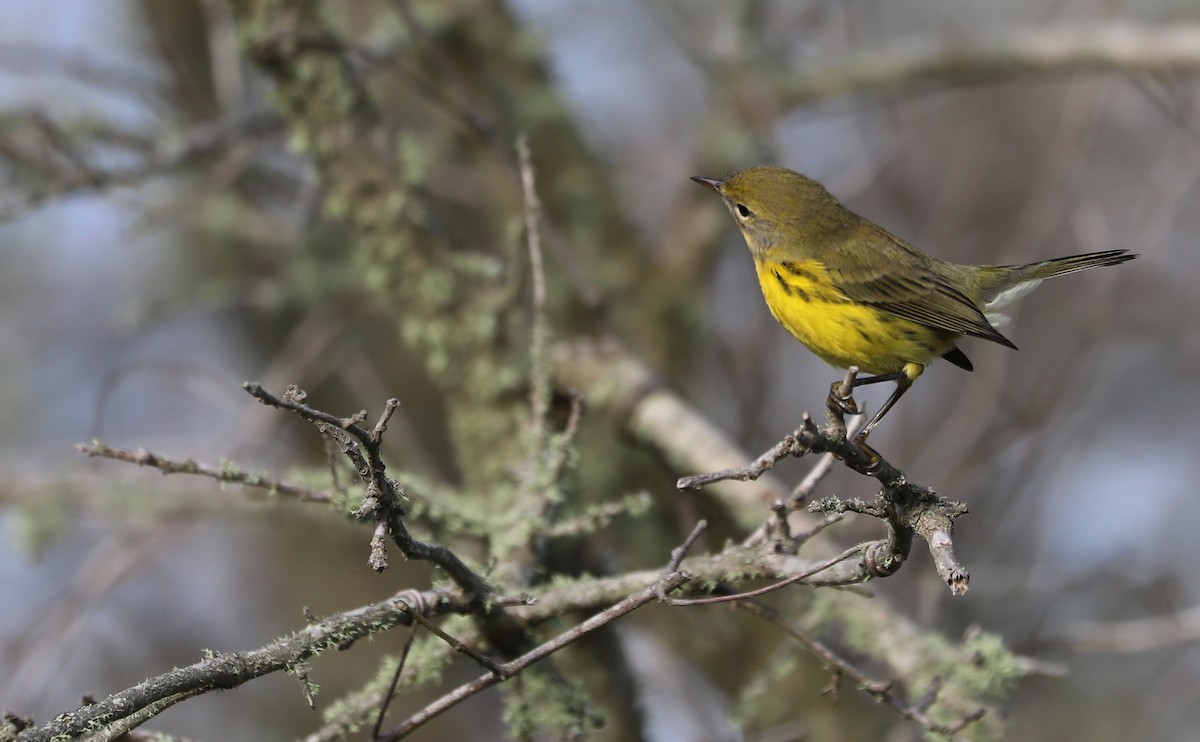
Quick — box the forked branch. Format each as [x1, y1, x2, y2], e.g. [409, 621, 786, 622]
[678, 368, 970, 595]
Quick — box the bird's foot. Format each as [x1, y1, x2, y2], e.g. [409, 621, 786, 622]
[827, 379, 860, 418]
[852, 432, 883, 472]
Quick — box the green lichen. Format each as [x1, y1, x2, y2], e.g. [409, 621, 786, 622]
[500, 667, 602, 741]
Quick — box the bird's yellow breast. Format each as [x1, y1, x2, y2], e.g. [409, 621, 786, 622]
[752, 258, 957, 375]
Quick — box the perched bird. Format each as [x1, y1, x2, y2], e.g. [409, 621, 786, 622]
[693, 166, 1136, 444]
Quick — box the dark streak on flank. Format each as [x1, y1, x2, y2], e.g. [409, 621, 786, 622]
[780, 261, 819, 284]
[845, 315, 872, 342]
[772, 270, 795, 296]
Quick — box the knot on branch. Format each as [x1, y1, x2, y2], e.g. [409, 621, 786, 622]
[865, 540, 904, 577]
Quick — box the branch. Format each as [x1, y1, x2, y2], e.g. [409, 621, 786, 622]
[504, 544, 881, 617]
[549, 338, 1016, 727]
[242, 383, 495, 600]
[14, 592, 441, 742]
[517, 135, 550, 473]
[0, 109, 282, 221]
[376, 571, 691, 740]
[778, 23, 1200, 107]
[667, 547, 861, 606]
[76, 441, 331, 502]
[552, 338, 791, 531]
[7, 501, 1010, 740]
[1049, 602, 1200, 653]
[677, 369, 970, 595]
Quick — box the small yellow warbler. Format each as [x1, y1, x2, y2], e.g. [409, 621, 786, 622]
[693, 166, 1136, 442]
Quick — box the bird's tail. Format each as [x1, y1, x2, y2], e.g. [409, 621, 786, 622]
[979, 249, 1136, 311]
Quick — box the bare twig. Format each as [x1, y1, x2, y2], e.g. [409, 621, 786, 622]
[376, 571, 691, 740]
[400, 606, 504, 675]
[387, 0, 496, 139]
[544, 392, 585, 491]
[0, 525, 172, 706]
[371, 622, 418, 742]
[666, 520, 709, 574]
[676, 413, 819, 491]
[657, 520, 708, 600]
[371, 398, 401, 444]
[9, 525, 1002, 740]
[668, 547, 861, 606]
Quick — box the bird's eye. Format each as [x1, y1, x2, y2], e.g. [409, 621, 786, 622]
[735, 203, 754, 219]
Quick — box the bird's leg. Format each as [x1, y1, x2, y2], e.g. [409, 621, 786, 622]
[821, 371, 908, 469]
[855, 374, 911, 443]
[851, 370, 907, 389]
[826, 369, 912, 467]
[828, 369, 906, 427]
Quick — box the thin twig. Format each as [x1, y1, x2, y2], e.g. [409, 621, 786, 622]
[517, 135, 552, 481]
[658, 520, 708, 600]
[388, 0, 495, 139]
[372, 617, 422, 739]
[371, 398, 401, 444]
[667, 520, 708, 574]
[676, 414, 819, 490]
[400, 606, 504, 675]
[377, 571, 691, 740]
[545, 392, 585, 488]
[76, 441, 331, 502]
[243, 383, 495, 599]
[668, 547, 861, 606]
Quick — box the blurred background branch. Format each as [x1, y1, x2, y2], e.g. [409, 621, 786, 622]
[775, 23, 1200, 106]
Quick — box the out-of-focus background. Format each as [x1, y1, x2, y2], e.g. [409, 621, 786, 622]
[0, 1, 1195, 740]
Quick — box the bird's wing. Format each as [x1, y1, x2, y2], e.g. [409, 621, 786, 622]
[823, 229, 1016, 349]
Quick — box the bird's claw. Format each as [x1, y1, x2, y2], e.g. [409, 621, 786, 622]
[852, 433, 883, 471]
[828, 380, 859, 417]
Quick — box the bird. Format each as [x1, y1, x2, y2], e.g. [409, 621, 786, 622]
[692, 165, 1137, 445]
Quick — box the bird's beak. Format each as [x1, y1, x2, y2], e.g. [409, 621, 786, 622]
[690, 176, 723, 194]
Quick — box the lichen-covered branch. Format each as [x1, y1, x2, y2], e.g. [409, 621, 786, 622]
[12, 594, 426, 742]
[376, 571, 692, 740]
[76, 440, 331, 503]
